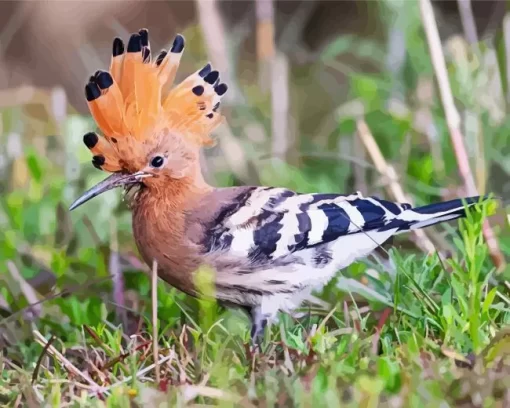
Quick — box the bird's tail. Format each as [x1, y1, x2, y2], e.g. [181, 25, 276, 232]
[387, 195, 489, 233]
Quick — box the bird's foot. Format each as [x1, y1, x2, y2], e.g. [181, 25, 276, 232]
[248, 306, 268, 354]
[250, 320, 267, 351]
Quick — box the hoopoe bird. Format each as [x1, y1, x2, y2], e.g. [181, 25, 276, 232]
[70, 28, 489, 345]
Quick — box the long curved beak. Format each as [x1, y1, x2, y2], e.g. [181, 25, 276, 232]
[69, 171, 151, 211]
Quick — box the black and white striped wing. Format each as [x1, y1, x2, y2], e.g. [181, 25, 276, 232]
[204, 187, 411, 264]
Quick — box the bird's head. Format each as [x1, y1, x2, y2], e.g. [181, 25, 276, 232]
[69, 28, 228, 211]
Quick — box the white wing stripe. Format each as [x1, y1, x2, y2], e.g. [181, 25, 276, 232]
[337, 202, 366, 232]
[230, 228, 255, 255]
[272, 211, 299, 258]
[308, 210, 329, 245]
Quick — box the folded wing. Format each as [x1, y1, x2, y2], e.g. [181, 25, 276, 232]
[203, 187, 412, 265]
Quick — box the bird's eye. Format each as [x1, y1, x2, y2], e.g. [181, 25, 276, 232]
[150, 156, 165, 168]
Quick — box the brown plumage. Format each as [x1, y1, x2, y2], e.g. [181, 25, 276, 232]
[70, 28, 492, 347]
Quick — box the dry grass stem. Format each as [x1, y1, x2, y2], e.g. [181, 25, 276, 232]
[109, 218, 127, 329]
[255, 0, 275, 61]
[279, 324, 295, 374]
[152, 259, 160, 384]
[356, 120, 436, 254]
[415, 77, 445, 177]
[255, 0, 275, 93]
[457, 0, 479, 48]
[352, 134, 368, 195]
[278, 1, 316, 53]
[31, 334, 55, 384]
[195, 0, 237, 105]
[7, 261, 41, 319]
[106, 353, 175, 392]
[32, 330, 103, 392]
[420, 0, 506, 271]
[503, 14, 510, 105]
[271, 52, 290, 161]
[181, 384, 238, 403]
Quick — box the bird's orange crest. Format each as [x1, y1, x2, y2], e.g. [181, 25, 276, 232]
[83, 28, 228, 174]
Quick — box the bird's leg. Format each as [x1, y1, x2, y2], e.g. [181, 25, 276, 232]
[249, 306, 268, 351]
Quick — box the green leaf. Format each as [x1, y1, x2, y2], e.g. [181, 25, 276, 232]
[377, 357, 402, 393]
[351, 74, 379, 106]
[25, 150, 43, 183]
[482, 287, 499, 315]
[321, 35, 355, 60]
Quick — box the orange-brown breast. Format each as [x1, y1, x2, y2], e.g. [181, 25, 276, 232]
[131, 180, 208, 296]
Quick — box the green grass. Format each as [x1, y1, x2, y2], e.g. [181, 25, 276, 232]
[2, 1, 510, 405]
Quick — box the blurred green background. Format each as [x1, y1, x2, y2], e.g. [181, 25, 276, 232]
[1, 0, 510, 406]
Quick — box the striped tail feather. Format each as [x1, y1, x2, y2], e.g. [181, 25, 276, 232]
[386, 195, 488, 233]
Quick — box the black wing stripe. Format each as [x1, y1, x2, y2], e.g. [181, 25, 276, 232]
[318, 203, 350, 242]
[292, 210, 312, 252]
